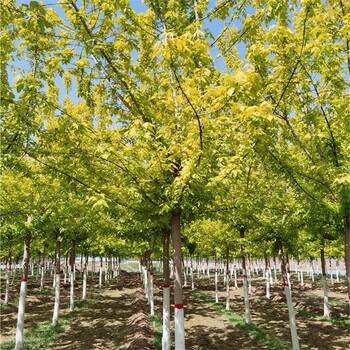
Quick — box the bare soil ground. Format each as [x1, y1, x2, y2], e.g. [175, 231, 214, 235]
[1, 269, 349, 349]
[1, 271, 154, 349]
[174, 274, 349, 350]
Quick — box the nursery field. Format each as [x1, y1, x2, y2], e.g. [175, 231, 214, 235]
[2, 0, 350, 349]
[1, 264, 349, 350]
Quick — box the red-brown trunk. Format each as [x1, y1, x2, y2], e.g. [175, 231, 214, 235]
[171, 211, 183, 306]
[55, 229, 61, 274]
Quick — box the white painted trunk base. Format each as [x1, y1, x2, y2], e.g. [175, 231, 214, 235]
[82, 269, 87, 300]
[322, 276, 330, 317]
[4, 270, 10, 304]
[143, 267, 148, 299]
[284, 285, 300, 350]
[70, 271, 74, 311]
[215, 270, 219, 303]
[150, 273, 154, 316]
[162, 286, 171, 350]
[243, 276, 251, 324]
[52, 274, 60, 325]
[300, 270, 304, 287]
[234, 269, 238, 290]
[225, 273, 230, 311]
[265, 269, 270, 299]
[191, 268, 194, 290]
[174, 306, 185, 350]
[40, 267, 45, 290]
[15, 280, 27, 350]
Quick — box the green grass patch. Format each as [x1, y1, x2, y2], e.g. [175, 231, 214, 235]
[193, 291, 290, 350]
[74, 298, 95, 308]
[32, 287, 53, 296]
[150, 313, 162, 350]
[0, 299, 19, 311]
[1, 314, 73, 350]
[1, 296, 97, 349]
[297, 308, 350, 327]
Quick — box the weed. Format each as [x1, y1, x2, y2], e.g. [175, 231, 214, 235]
[150, 313, 162, 350]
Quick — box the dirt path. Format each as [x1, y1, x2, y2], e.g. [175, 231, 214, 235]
[183, 288, 268, 349]
[191, 275, 350, 350]
[50, 272, 154, 350]
[1, 272, 155, 350]
[2, 268, 349, 349]
[152, 275, 268, 349]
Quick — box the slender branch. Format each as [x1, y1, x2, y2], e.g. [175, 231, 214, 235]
[25, 152, 145, 214]
[171, 67, 203, 153]
[68, 0, 151, 123]
[273, 60, 299, 115]
[263, 145, 322, 204]
[298, 60, 339, 167]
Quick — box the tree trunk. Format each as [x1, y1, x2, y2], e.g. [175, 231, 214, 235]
[171, 211, 185, 350]
[52, 228, 61, 325]
[240, 228, 251, 324]
[277, 237, 300, 350]
[4, 253, 11, 304]
[320, 247, 330, 317]
[99, 256, 103, 288]
[225, 245, 230, 311]
[40, 245, 47, 291]
[344, 215, 350, 303]
[215, 256, 219, 303]
[162, 230, 171, 350]
[70, 239, 76, 311]
[190, 256, 194, 290]
[264, 253, 270, 299]
[82, 252, 88, 301]
[15, 229, 31, 350]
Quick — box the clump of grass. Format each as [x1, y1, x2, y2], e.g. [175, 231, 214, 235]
[1, 296, 97, 349]
[193, 290, 290, 350]
[297, 308, 350, 327]
[150, 313, 162, 350]
[1, 316, 72, 350]
[73, 298, 95, 308]
[0, 299, 19, 310]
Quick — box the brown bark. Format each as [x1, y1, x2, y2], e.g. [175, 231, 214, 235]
[171, 211, 183, 306]
[225, 245, 229, 275]
[54, 229, 61, 275]
[163, 230, 170, 287]
[264, 253, 270, 270]
[277, 237, 288, 285]
[320, 246, 326, 277]
[240, 228, 247, 274]
[70, 239, 76, 273]
[6, 253, 12, 274]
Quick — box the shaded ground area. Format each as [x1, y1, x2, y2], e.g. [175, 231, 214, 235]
[2, 267, 349, 349]
[152, 275, 268, 350]
[183, 289, 268, 349]
[51, 273, 153, 350]
[1, 271, 154, 350]
[191, 274, 349, 350]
